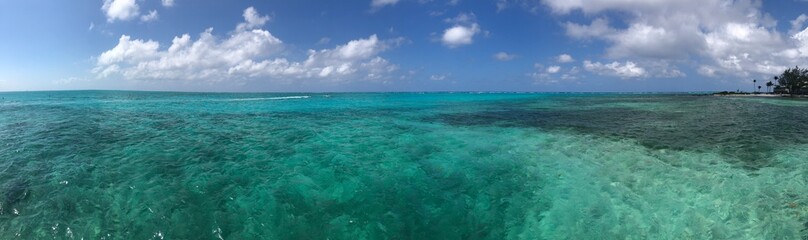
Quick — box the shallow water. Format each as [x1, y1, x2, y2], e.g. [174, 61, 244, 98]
[0, 91, 806, 239]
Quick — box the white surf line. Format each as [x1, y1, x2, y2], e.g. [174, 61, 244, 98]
[223, 96, 311, 101]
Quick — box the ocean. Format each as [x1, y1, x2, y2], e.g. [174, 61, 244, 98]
[0, 91, 806, 239]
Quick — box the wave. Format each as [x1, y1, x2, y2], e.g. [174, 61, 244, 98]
[224, 96, 310, 101]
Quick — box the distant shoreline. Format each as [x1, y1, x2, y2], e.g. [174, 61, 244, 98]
[711, 92, 808, 98]
[712, 93, 782, 97]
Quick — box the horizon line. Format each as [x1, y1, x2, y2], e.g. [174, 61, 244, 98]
[0, 89, 722, 94]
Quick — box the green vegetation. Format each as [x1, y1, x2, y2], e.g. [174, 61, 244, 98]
[774, 66, 808, 95]
[718, 66, 808, 97]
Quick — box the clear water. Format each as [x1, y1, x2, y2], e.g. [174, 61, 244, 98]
[0, 91, 806, 239]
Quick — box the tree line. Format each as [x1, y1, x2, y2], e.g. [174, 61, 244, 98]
[772, 66, 808, 95]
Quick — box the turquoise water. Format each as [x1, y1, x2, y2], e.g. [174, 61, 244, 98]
[0, 91, 807, 239]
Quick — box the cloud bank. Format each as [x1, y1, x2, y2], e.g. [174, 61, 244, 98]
[542, 0, 808, 79]
[94, 7, 398, 83]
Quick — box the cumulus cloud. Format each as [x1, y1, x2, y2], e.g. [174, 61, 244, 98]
[94, 7, 398, 83]
[564, 18, 703, 59]
[583, 60, 647, 78]
[542, 0, 808, 79]
[546, 65, 561, 73]
[493, 52, 516, 61]
[557, 54, 574, 63]
[140, 10, 159, 22]
[793, 27, 808, 58]
[441, 13, 480, 48]
[236, 7, 270, 32]
[162, 0, 174, 7]
[96, 35, 161, 67]
[228, 35, 398, 81]
[442, 25, 480, 47]
[102, 0, 140, 22]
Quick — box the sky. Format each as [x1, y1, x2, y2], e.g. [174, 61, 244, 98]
[1, 0, 808, 92]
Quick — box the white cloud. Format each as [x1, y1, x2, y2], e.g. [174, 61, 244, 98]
[102, 0, 140, 22]
[442, 24, 480, 48]
[140, 10, 159, 22]
[236, 7, 270, 32]
[564, 66, 580, 80]
[371, 0, 400, 9]
[557, 54, 574, 63]
[430, 74, 447, 81]
[445, 12, 476, 24]
[564, 18, 703, 59]
[544, 0, 808, 78]
[564, 18, 615, 39]
[645, 61, 686, 78]
[543, 0, 734, 15]
[530, 63, 580, 84]
[608, 23, 705, 59]
[94, 7, 398, 83]
[96, 65, 120, 78]
[96, 35, 162, 67]
[699, 22, 787, 76]
[162, 0, 175, 7]
[88, 22, 95, 31]
[317, 37, 331, 45]
[493, 52, 516, 61]
[793, 27, 808, 58]
[583, 60, 647, 78]
[441, 13, 480, 48]
[791, 14, 808, 34]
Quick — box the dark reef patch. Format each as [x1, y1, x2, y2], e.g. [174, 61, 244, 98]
[427, 95, 808, 170]
[2, 179, 29, 213]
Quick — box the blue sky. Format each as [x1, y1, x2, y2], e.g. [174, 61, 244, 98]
[1, 0, 807, 92]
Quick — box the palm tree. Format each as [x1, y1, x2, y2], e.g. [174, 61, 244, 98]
[766, 81, 773, 93]
[758, 85, 762, 93]
[774, 76, 779, 93]
[753, 79, 757, 93]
